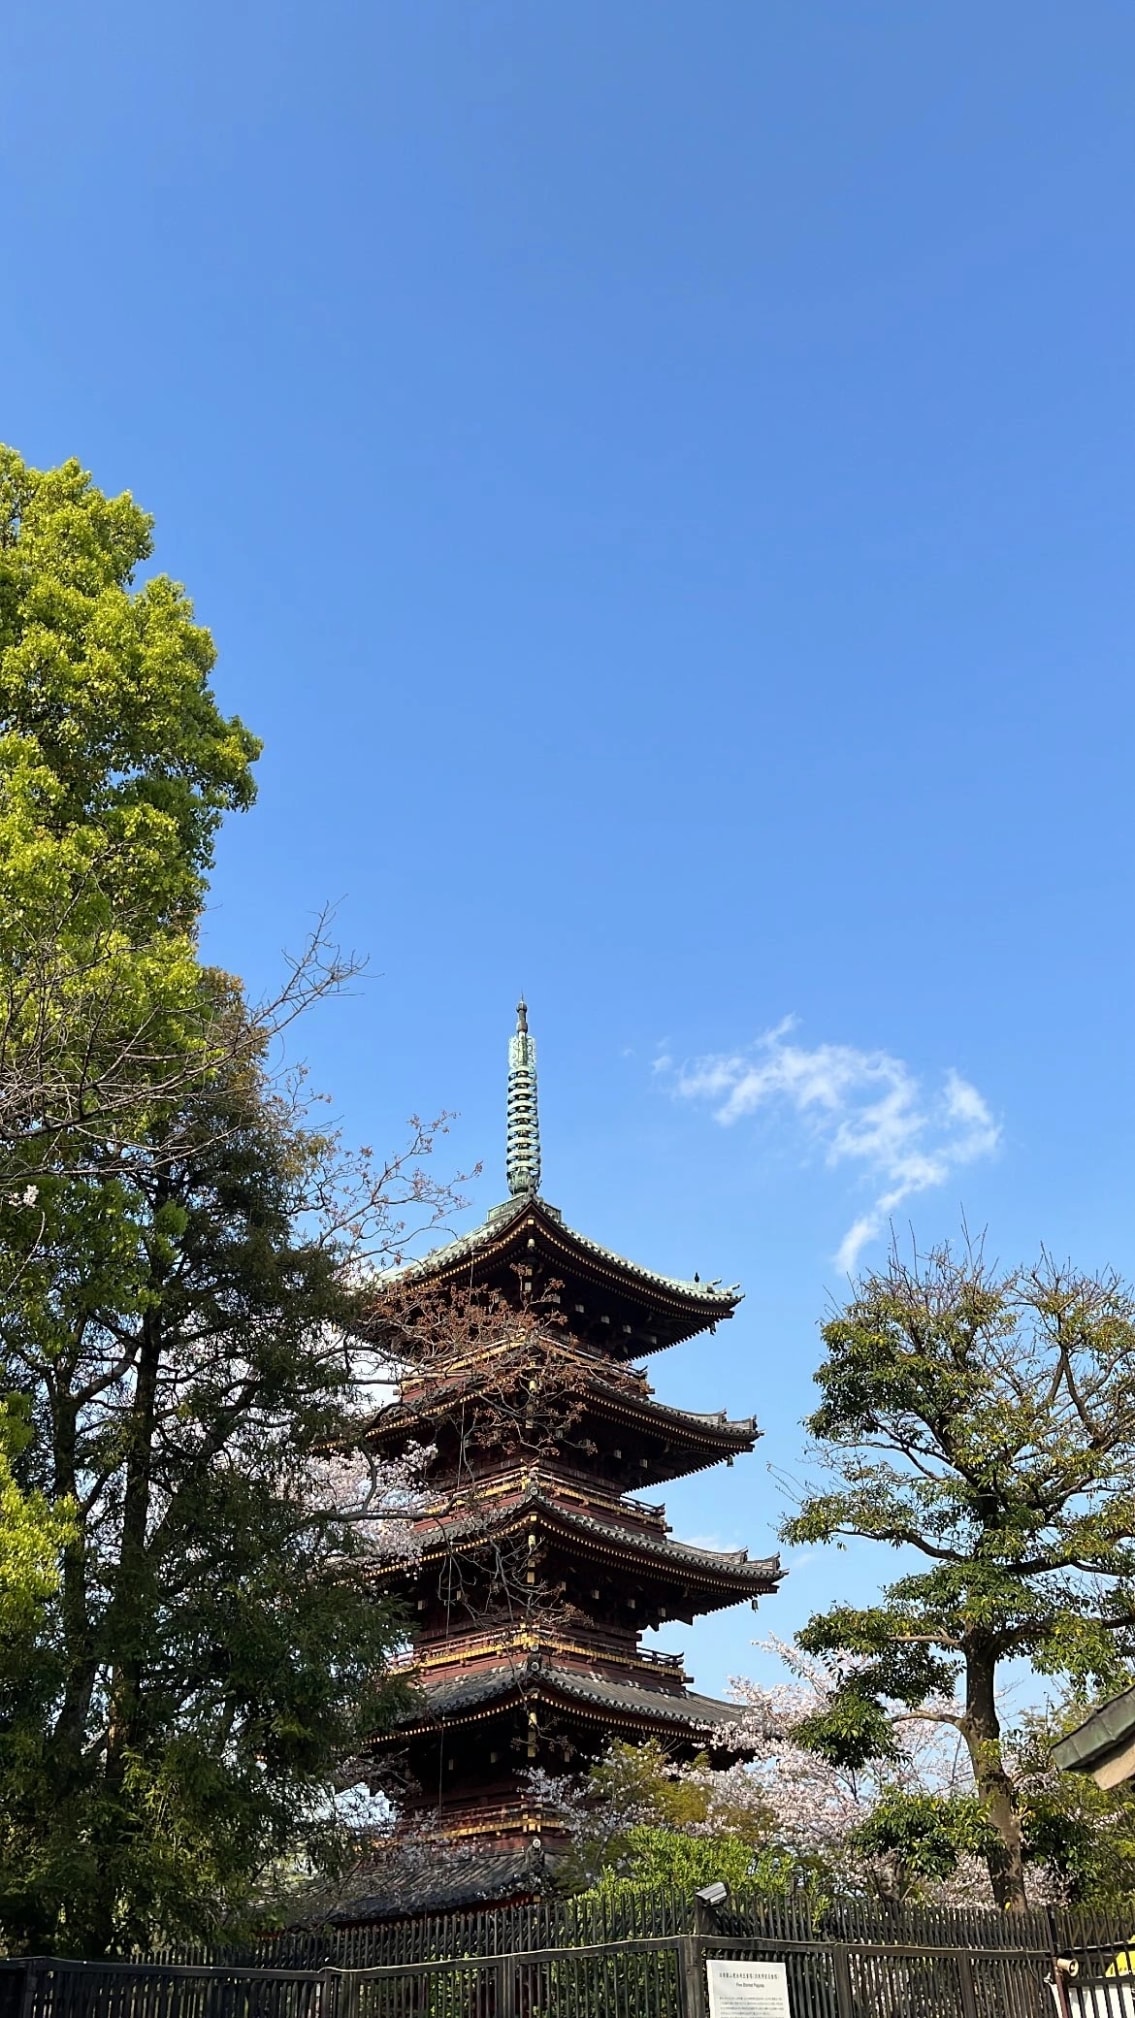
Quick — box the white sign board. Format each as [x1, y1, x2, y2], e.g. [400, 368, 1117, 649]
[1066, 1988, 1135, 2018]
[706, 1958, 791, 2018]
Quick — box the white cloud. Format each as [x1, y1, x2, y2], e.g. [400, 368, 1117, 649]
[667, 1021, 999, 1272]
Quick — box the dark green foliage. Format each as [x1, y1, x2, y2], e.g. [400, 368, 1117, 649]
[585, 1827, 793, 1901]
[848, 1792, 998, 1885]
[1009, 1706, 1135, 1906]
[0, 1062, 414, 1956]
[0, 450, 430, 1956]
[785, 1240, 1135, 1908]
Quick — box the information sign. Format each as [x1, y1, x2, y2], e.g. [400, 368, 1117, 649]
[705, 1958, 792, 2018]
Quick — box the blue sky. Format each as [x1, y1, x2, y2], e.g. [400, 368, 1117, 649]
[4, 2, 1134, 1695]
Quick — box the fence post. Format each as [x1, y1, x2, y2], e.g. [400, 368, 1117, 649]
[18, 1958, 44, 2018]
[496, 1954, 517, 2018]
[680, 1935, 707, 2018]
[339, 1969, 360, 2018]
[1049, 1963, 1074, 2018]
[319, 1966, 339, 2018]
[957, 1951, 980, 2018]
[830, 1943, 855, 2018]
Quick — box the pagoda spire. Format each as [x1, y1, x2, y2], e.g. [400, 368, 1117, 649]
[506, 998, 541, 1196]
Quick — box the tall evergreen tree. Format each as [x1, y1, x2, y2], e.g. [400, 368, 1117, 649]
[0, 1047, 430, 1954]
[0, 450, 451, 1952]
[785, 1242, 1135, 1909]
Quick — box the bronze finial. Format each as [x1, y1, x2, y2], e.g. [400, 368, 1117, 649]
[507, 999, 541, 1197]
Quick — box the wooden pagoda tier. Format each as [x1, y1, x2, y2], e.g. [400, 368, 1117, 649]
[367, 1366, 760, 1489]
[381, 1187, 744, 1357]
[361, 1004, 781, 1875]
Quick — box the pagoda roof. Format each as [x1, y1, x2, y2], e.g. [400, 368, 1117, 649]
[323, 1847, 550, 1923]
[371, 1656, 747, 1747]
[584, 1378, 758, 1450]
[366, 1376, 757, 1462]
[386, 1192, 740, 1356]
[375, 1484, 781, 1602]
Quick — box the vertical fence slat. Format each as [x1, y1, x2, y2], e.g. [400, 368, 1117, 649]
[17, 1912, 1135, 2018]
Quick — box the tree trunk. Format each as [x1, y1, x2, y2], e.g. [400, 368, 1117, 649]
[960, 1641, 1027, 1911]
[84, 1286, 166, 1956]
[104, 1296, 163, 1785]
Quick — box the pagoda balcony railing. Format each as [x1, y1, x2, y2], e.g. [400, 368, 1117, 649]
[547, 1613, 687, 1671]
[400, 1794, 560, 1841]
[415, 1463, 668, 1531]
[536, 1458, 667, 1522]
[389, 1623, 688, 1680]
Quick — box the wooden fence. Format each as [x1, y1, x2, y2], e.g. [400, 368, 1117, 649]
[9, 1895, 1135, 2018]
[2, 1925, 1128, 2018]
[163, 1892, 1135, 1974]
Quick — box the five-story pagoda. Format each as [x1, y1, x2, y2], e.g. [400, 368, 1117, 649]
[362, 1004, 780, 1878]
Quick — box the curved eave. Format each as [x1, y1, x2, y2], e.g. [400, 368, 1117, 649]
[326, 1849, 547, 1923]
[366, 1195, 739, 1350]
[369, 1662, 750, 1751]
[1052, 1684, 1135, 1777]
[372, 1491, 782, 1600]
[362, 1381, 758, 1469]
[585, 1383, 758, 1455]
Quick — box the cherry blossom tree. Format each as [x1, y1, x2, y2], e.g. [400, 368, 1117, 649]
[536, 1639, 999, 1905]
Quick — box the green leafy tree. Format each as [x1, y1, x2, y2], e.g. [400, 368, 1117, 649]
[785, 1241, 1135, 1909]
[0, 1046, 442, 1956]
[0, 448, 256, 903]
[847, 1791, 998, 1891]
[0, 445, 262, 1179]
[586, 1828, 788, 1901]
[0, 1399, 73, 1634]
[1010, 1703, 1135, 1905]
[0, 449, 457, 1954]
[548, 1741, 808, 1903]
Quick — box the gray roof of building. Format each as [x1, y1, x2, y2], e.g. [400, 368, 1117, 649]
[586, 1379, 757, 1439]
[367, 1378, 757, 1450]
[1052, 1685, 1135, 1776]
[400, 1484, 781, 1589]
[325, 1848, 553, 1923]
[387, 1657, 746, 1735]
[400, 1193, 740, 1312]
